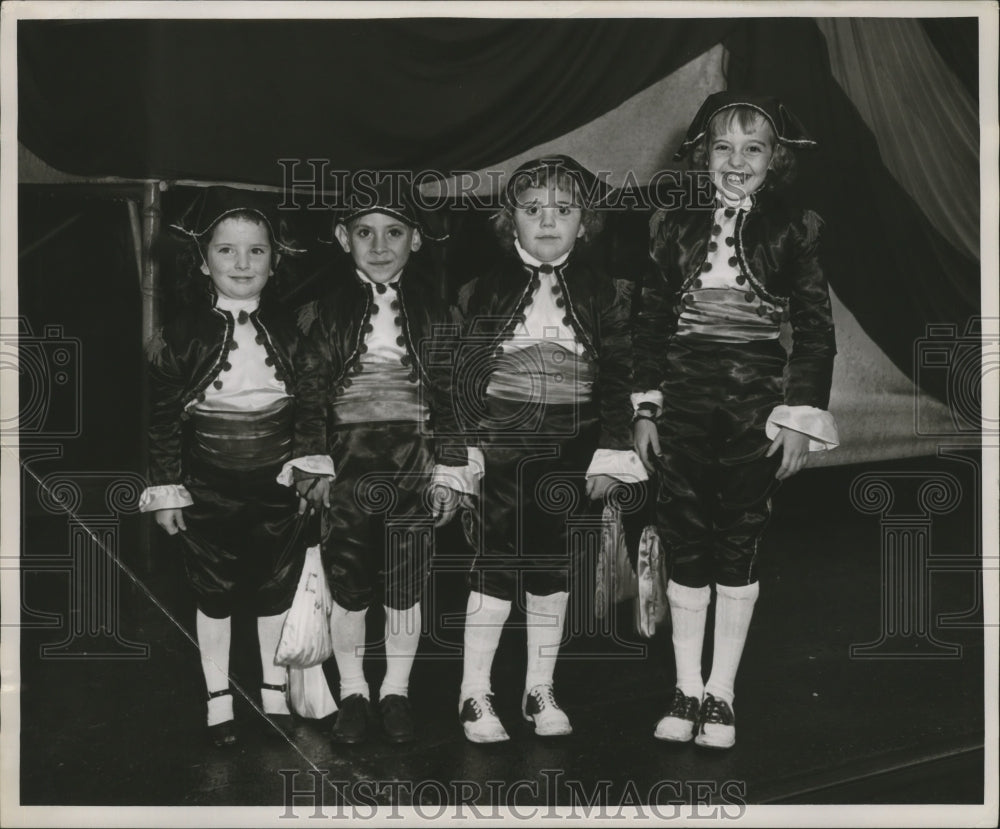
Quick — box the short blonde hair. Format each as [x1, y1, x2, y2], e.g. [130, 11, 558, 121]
[491, 167, 605, 248]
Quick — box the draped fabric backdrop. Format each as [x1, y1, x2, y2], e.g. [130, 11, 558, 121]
[816, 18, 979, 262]
[18, 19, 736, 181]
[18, 17, 985, 465]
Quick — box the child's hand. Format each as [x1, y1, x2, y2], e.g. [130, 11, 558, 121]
[155, 508, 187, 535]
[633, 419, 662, 473]
[428, 484, 467, 527]
[296, 476, 332, 515]
[585, 474, 617, 501]
[767, 427, 810, 481]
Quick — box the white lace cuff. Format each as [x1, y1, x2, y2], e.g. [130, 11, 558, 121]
[431, 447, 485, 495]
[139, 484, 194, 512]
[765, 405, 840, 451]
[586, 449, 649, 482]
[630, 391, 663, 413]
[276, 455, 336, 487]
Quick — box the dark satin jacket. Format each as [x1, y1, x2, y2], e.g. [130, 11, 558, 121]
[454, 248, 635, 451]
[292, 266, 463, 466]
[634, 188, 836, 409]
[145, 291, 300, 487]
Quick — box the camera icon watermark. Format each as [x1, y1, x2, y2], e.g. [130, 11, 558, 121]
[914, 317, 998, 436]
[0, 316, 82, 441]
[14, 470, 150, 659]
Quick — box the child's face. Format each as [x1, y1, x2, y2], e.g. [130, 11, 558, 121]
[200, 217, 276, 301]
[334, 212, 422, 284]
[708, 115, 776, 201]
[512, 184, 584, 263]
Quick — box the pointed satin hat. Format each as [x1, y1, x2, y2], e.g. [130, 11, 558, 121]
[169, 186, 304, 253]
[674, 91, 818, 161]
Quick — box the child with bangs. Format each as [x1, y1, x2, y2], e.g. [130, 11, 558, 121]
[452, 155, 647, 743]
[140, 187, 313, 748]
[633, 92, 839, 749]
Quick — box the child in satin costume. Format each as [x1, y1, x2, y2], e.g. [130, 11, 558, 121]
[140, 187, 312, 748]
[453, 156, 647, 743]
[287, 181, 469, 745]
[633, 92, 839, 749]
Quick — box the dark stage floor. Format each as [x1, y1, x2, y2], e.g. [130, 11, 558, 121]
[16, 452, 988, 814]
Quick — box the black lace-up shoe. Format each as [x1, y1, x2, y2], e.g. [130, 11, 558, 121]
[379, 694, 415, 744]
[331, 694, 372, 745]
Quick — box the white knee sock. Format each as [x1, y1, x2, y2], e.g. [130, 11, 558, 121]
[331, 601, 370, 700]
[381, 603, 421, 700]
[524, 591, 569, 690]
[258, 611, 290, 715]
[197, 610, 232, 726]
[705, 581, 760, 706]
[460, 592, 511, 700]
[666, 580, 711, 699]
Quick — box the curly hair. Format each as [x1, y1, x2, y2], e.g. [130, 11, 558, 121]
[171, 210, 300, 307]
[491, 167, 605, 249]
[688, 106, 797, 190]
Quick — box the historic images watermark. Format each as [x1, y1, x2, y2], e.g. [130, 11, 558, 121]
[1, 316, 82, 442]
[345, 460, 652, 660]
[22, 470, 151, 659]
[276, 768, 748, 820]
[914, 317, 999, 437]
[848, 317, 997, 660]
[2, 315, 150, 658]
[275, 163, 725, 214]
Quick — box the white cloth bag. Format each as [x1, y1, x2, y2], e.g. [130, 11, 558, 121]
[274, 545, 334, 668]
[287, 665, 338, 719]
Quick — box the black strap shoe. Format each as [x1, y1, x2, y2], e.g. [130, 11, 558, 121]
[206, 688, 238, 748]
[261, 682, 295, 740]
[379, 694, 416, 744]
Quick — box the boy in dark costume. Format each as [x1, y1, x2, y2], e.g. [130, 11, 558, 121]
[288, 181, 470, 744]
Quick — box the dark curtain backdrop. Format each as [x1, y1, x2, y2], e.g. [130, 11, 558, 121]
[920, 17, 980, 99]
[18, 18, 980, 405]
[19, 18, 735, 183]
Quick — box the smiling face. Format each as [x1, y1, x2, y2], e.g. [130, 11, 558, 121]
[707, 111, 777, 202]
[199, 216, 276, 301]
[334, 211, 422, 284]
[511, 184, 585, 263]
